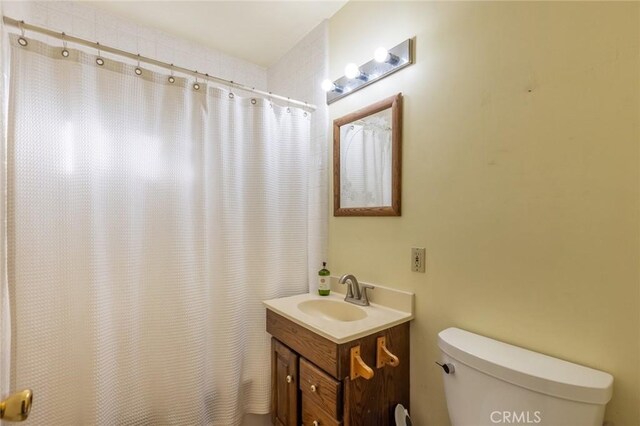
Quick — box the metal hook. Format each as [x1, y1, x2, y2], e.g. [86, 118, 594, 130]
[61, 32, 69, 57]
[228, 80, 234, 99]
[95, 42, 104, 66]
[167, 64, 175, 83]
[193, 72, 200, 90]
[134, 54, 142, 75]
[17, 21, 28, 46]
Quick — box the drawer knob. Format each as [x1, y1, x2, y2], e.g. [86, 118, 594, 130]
[313, 421, 319, 426]
[310, 384, 317, 392]
[285, 375, 292, 384]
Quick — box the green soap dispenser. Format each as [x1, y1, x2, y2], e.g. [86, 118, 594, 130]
[318, 262, 330, 296]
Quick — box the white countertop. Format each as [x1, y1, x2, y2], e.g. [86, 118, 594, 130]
[263, 292, 414, 344]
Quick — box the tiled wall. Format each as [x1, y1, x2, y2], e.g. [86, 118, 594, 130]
[268, 21, 329, 290]
[1, 1, 267, 90]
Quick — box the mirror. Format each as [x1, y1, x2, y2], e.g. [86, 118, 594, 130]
[333, 93, 402, 216]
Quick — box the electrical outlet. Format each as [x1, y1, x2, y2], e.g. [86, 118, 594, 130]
[411, 247, 425, 273]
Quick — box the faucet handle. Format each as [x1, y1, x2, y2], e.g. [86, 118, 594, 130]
[361, 284, 374, 305]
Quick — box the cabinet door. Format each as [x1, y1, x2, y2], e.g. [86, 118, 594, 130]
[271, 338, 299, 426]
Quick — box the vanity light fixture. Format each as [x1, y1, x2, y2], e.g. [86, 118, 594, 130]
[324, 38, 414, 104]
[374, 47, 400, 65]
[344, 63, 368, 81]
[321, 79, 343, 93]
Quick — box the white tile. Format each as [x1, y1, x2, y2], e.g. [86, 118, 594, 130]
[71, 2, 95, 22]
[47, 9, 73, 32]
[156, 31, 177, 50]
[154, 45, 175, 65]
[172, 50, 191, 70]
[138, 26, 158, 41]
[95, 23, 118, 48]
[2, 1, 30, 19]
[102, 12, 137, 35]
[71, 16, 95, 41]
[49, 1, 75, 16]
[27, 3, 49, 26]
[120, 31, 140, 53]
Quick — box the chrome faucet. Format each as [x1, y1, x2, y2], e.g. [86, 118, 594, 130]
[338, 274, 374, 306]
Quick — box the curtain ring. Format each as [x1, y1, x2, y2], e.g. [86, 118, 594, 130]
[61, 32, 69, 57]
[168, 64, 175, 83]
[286, 97, 291, 114]
[96, 42, 104, 66]
[17, 21, 28, 46]
[193, 73, 200, 90]
[228, 80, 234, 99]
[134, 54, 142, 75]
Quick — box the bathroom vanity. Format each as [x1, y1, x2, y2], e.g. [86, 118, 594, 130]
[264, 291, 413, 426]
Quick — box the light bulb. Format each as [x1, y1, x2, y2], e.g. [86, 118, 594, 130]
[344, 63, 361, 79]
[374, 47, 390, 63]
[321, 79, 334, 92]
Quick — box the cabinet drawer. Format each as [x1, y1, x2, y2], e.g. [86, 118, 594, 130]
[299, 358, 342, 419]
[302, 397, 341, 426]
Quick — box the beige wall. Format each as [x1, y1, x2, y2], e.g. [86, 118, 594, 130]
[328, 2, 640, 425]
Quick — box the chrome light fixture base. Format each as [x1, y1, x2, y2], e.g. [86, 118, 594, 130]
[326, 38, 414, 105]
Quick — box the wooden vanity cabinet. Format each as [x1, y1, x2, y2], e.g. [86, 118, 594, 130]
[267, 309, 409, 426]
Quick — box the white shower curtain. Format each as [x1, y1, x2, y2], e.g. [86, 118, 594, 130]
[5, 35, 310, 425]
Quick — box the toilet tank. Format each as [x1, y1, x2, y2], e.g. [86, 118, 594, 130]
[438, 328, 613, 426]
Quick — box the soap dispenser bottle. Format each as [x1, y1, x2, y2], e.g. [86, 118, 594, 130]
[318, 262, 330, 296]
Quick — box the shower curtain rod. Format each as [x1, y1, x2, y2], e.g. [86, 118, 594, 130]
[2, 16, 317, 111]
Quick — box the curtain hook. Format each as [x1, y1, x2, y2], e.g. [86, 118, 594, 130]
[96, 42, 104, 66]
[17, 21, 28, 46]
[286, 97, 291, 114]
[250, 87, 257, 105]
[268, 92, 273, 108]
[61, 32, 69, 57]
[193, 72, 200, 90]
[168, 64, 175, 83]
[135, 54, 142, 75]
[228, 81, 234, 99]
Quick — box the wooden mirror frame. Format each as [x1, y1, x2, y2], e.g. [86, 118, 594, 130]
[333, 93, 402, 216]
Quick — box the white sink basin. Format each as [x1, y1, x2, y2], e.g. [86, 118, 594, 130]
[297, 299, 367, 322]
[264, 292, 414, 343]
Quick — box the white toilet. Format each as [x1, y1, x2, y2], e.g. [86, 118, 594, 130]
[438, 327, 613, 426]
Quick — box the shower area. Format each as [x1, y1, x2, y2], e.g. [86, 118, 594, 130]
[0, 3, 329, 425]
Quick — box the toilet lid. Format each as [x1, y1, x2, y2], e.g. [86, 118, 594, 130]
[394, 404, 412, 426]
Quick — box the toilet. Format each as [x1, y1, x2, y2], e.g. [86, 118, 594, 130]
[438, 327, 613, 426]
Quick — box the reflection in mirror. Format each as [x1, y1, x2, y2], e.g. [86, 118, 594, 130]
[340, 108, 392, 208]
[333, 93, 402, 216]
